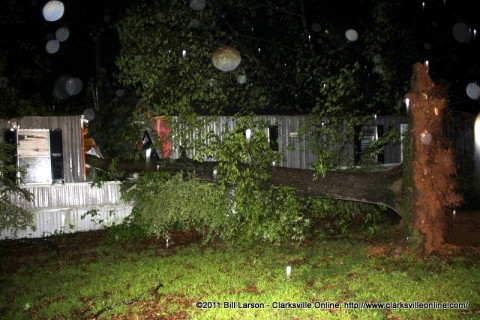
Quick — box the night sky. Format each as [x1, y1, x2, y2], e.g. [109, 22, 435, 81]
[1, 0, 479, 115]
[2, 1, 124, 97]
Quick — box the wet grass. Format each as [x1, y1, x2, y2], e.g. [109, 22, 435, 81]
[1, 227, 479, 319]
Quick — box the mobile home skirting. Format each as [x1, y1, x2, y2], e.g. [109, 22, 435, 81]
[1, 182, 132, 239]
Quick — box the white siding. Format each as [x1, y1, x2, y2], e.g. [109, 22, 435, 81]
[1, 182, 132, 240]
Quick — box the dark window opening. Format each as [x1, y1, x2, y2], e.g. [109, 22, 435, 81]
[50, 129, 64, 183]
[354, 125, 385, 164]
[269, 125, 279, 151]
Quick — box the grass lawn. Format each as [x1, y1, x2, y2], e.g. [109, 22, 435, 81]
[1, 226, 479, 319]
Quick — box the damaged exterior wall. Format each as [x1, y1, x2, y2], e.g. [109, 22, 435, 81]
[1, 182, 132, 239]
[1, 115, 131, 239]
[0, 115, 86, 183]
[1, 114, 405, 239]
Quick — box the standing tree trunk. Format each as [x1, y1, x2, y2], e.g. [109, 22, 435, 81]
[405, 63, 462, 255]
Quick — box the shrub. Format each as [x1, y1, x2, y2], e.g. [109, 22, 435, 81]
[123, 172, 230, 242]
[120, 170, 314, 243]
[0, 141, 35, 236]
[230, 186, 311, 242]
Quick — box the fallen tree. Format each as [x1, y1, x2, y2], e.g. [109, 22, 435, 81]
[267, 166, 403, 218]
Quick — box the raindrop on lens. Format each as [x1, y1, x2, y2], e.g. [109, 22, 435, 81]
[311, 23, 321, 32]
[53, 76, 70, 99]
[420, 130, 432, 145]
[189, 0, 206, 11]
[212, 46, 241, 72]
[466, 83, 480, 100]
[55, 27, 69, 42]
[345, 29, 358, 41]
[236, 74, 247, 84]
[452, 22, 472, 43]
[82, 108, 95, 121]
[42, 1, 64, 22]
[188, 19, 201, 29]
[46, 39, 60, 54]
[65, 77, 83, 96]
[115, 89, 124, 97]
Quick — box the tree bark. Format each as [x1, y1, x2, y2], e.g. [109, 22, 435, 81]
[267, 166, 404, 217]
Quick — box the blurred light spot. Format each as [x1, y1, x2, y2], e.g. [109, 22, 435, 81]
[115, 89, 125, 97]
[53, 76, 82, 99]
[42, 1, 64, 22]
[212, 46, 241, 72]
[53, 76, 70, 99]
[420, 130, 432, 145]
[311, 23, 321, 32]
[46, 39, 60, 54]
[237, 74, 247, 84]
[466, 83, 480, 100]
[189, 0, 206, 11]
[452, 22, 472, 43]
[83, 108, 95, 121]
[65, 77, 83, 96]
[55, 27, 69, 42]
[345, 29, 358, 41]
[189, 19, 201, 28]
[245, 128, 252, 140]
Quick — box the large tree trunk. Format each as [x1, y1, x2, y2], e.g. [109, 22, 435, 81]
[267, 166, 404, 217]
[405, 63, 462, 255]
[92, 153, 405, 217]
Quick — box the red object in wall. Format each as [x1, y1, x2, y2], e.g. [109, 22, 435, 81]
[153, 116, 171, 158]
